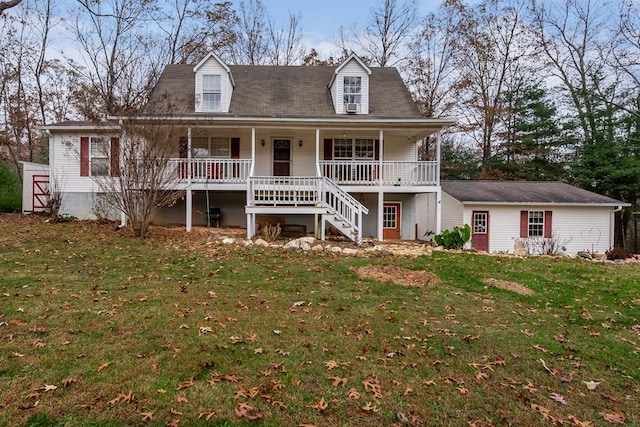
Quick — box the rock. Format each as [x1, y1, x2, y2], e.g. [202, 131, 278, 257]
[513, 241, 527, 257]
[222, 237, 236, 245]
[300, 242, 311, 251]
[253, 238, 269, 247]
[328, 246, 342, 253]
[342, 248, 359, 255]
[311, 244, 324, 252]
[284, 239, 300, 249]
[577, 251, 593, 260]
[244, 240, 253, 247]
[299, 236, 316, 244]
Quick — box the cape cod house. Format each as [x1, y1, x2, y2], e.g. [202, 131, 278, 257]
[38, 53, 455, 243]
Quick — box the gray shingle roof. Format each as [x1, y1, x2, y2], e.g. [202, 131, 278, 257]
[144, 64, 423, 119]
[442, 181, 627, 206]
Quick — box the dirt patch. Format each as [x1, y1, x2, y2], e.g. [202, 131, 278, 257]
[483, 278, 535, 296]
[354, 264, 442, 288]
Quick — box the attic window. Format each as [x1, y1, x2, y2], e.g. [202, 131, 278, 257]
[202, 74, 221, 111]
[343, 76, 361, 107]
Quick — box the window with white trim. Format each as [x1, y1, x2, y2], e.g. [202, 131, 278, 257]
[90, 137, 109, 176]
[333, 138, 374, 160]
[383, 205, 398, 228]
[473, 212, 487, 234]
[202, 74, 221, 111]
[528, 211, 544, 237]
[191, 136, 230, 158]
[343, 76, 361, 105]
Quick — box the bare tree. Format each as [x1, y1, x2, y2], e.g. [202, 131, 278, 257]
[267, 10, 304, 65]
[227, 0, 269, 65]
[357, 0, 418, 67]
[89, 119, 184, 238]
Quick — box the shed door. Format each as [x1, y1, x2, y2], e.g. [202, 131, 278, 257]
[273, 139, 291, 176]
[383, 202, 401, 240]
[472, 211, 489, 252]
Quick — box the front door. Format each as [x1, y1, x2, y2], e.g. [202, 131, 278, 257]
[383, 202, 401, 240]
[472, 211, 489, 252]
[273, 139, 291, 176]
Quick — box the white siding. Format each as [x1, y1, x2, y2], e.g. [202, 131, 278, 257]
[456, 204, 615, 254]
[383, 138, 416, 161]
[51, 133, 103, 193]
[416, 193, 438, 240]
[21, 162, 49, 213]
[441, 192, 463, 232]
[194, 57, 233, 113]
[331, 59, 369, 114]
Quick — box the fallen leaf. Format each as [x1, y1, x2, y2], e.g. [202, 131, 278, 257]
[176, 377, 195, 390]
[325, 360, 340, 370]
[329, 376, 348, 387]
[549, 393, 567, 405]
[347, 388, 361, 399]
[306, 397, 328, 411]
[97, 362, 111, 372]
[583, 380, 600, 390]
[568, 414, 593, 427]
[176, 396, 189, 403]
[141, 412, 154, 422]
[40, 384, 57, 392]
[601, 412, 625, 424]
[254, 347, 263, 354]
[61, 378, 76, 387]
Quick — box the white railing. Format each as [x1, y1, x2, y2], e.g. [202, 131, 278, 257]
[247, 176, 369, 243]
[319, 160, 438, 185]
[168, 158, 252, 183]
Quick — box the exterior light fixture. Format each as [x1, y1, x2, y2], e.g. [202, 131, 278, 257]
[298, 140, 303, 147]
[261, 139, 265, 147]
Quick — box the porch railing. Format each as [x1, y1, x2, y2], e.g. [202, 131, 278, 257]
[319, 160, 439, 185]
[168, 158, 252, 183]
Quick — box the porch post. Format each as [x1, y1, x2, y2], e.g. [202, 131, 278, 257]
[377, 190, 384, 241]
[315, 128, 321, 177]
[246, 128, 256, 240]
[186, 127, 192, 232]
[186, 189, 192, 232]
[436, 131, 441, 185]
[378, 129, 384, 186]
[436, 132, 442, 234]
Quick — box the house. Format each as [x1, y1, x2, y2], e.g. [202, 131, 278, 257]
[441, 180, 630, 254]
[39, 53, 455, 243]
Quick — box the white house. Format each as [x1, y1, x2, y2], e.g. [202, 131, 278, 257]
[441, 180, 629, 254]
[39, 53, 455, 243]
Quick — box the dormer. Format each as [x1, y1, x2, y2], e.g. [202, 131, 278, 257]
[193, 52, 235, 113]
[328, 53, 371, 115]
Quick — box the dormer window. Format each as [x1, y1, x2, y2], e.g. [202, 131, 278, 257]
[203, 74, 221, 111]
[343, 76, 362, 108]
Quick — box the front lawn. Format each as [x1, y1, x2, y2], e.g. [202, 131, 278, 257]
[0, 215, 638, 426]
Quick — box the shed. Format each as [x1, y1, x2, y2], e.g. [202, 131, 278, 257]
[441, 181, 629, 254]
[20, 162, 50, 214]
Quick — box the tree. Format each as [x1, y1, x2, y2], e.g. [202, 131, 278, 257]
[90, 119, 184, 238]
[227, 0, 269, 65]
[357, 0, 418, 67]
[267, 10, 304, 65]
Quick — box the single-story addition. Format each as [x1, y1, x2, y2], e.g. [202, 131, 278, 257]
[441, 180, 630, 254]
[38, 52, 456, 243]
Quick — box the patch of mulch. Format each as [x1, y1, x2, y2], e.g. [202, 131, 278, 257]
[482, 278, 535, 296]
[354, 264, 442, 288]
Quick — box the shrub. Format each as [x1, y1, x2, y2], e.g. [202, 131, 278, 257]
[605, 247, 633, 261]
[517, 234, 572, 256]
[262, 223, 281, 242]
[433, 224, 471, 249]
[0, 161, 22, 212]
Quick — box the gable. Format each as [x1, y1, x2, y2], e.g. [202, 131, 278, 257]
[193, 54, 234, 113]
[328, 55, 371, 115]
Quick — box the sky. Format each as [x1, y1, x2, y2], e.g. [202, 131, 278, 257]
[232, 0, 441, 57]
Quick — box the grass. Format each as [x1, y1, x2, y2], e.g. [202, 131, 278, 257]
[0, 214, 638, 426]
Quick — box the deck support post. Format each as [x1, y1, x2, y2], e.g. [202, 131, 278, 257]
[186, 188, 192, 232]
[377, 190, 384, 241]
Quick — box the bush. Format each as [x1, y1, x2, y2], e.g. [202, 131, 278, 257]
[433, 224, 471, 249]
[605, 247, 634, 261]
[0, 161, 22, 212]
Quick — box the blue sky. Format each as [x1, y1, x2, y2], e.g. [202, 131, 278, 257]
[238, 0, 440, 56]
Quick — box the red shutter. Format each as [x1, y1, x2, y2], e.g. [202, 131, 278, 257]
[544, 211, 553, 238]
[80, 136, 89, 177]
[179, 137, 188, 158]
[374, 139, 380, 160]
[110, 137, 120, 177]
[520, 210, 528, 238]
[323, 138, 333, 160]
[231, 137, 240, 159]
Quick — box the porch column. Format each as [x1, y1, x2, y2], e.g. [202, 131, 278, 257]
[378, 129, 384, 186]
[186, 127, 192, 232]
[436, 131, 441, 184]
[186, 189, 192, 232]
[377, 190, 384, 241]
[315, 128, 321, 177]
[246, 128, 256, 240]
[436, 188, 442, 234]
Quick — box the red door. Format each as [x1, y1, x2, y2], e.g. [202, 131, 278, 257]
[32, 175, 50, 212]
[273, 139, 291, 176]
[383, 202, 401, 240]
[472, 211, 489, 252]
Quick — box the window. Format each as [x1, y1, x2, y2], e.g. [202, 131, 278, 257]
[343, 76, 361, 105]
[90, 137, 109, 176]
[333, 138, 374, 160]
[473, 212, 488, 234]
[191, 136, 230, 158]
[528, 211, 544, 237]
[383, 205, 398, 229]
[202, 74, 221, 111]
